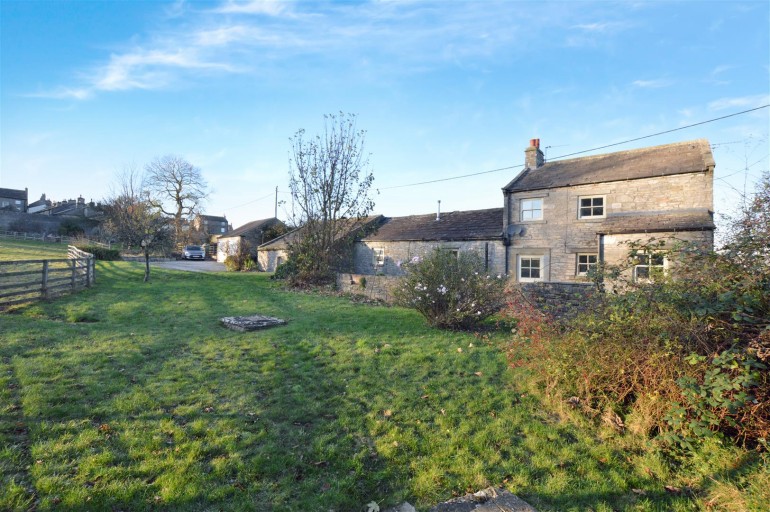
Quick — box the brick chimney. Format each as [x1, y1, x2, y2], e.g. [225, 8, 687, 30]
[525, 138, 544, 169]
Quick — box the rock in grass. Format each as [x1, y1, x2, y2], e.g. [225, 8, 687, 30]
[220, 315, 287, 332]
[428, 487, 537, 511]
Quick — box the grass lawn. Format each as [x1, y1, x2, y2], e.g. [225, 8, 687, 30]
[0, 239, 70, 261]
[1, 250, 767, 510]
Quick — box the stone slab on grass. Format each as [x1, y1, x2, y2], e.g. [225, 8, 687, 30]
[429, 487, 537, 512]
[220, 315, 287, 332]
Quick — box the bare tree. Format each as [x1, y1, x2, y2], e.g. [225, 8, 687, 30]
[103, 166, 172, 282]
[145, 155, 208, 244]
[287, 112, 376, 284]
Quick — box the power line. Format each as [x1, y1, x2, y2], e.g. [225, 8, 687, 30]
[378, 104, 769, 192]
[221, 192, 274, 212]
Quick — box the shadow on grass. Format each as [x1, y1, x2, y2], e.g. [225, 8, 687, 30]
[0, 265, 729, 511]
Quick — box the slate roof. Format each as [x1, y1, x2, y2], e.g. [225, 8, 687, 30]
[259, 216, 383, 250]
[597, 208, 715, 235]
[221, 218, 280, 239]
[504, 139, 714, 193]
[0, 188, 28, 201]
[362, 208, 503, 242]
[199, 214, 228, 223]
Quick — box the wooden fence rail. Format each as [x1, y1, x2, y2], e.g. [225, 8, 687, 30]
[0, 246, 95, 309]
[0, 230, 114, 249]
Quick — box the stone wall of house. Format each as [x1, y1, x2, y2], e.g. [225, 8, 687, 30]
[505, 171, 713, 282]
[257, 248, 289, 272]
[336, 273, 401, 302]
[0, 211, 100, 236]
[352, 240, 506, 276]
[602, 230, 714, 279]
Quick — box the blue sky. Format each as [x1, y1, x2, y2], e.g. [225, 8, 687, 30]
[1, 0, 768, 231]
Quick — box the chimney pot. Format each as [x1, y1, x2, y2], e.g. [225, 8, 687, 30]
[525, 138, 545, 169]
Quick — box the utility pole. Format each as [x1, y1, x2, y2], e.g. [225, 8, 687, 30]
[274, 186, 278, 219]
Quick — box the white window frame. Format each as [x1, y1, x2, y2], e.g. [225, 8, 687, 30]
[578, 195, 605, 219]
[520, 198, 543, 221]
[518, 255, 544, 282]
[373, 247, 385, 267]
[576, 253, 598, 276]
[633, 252, 667, 282]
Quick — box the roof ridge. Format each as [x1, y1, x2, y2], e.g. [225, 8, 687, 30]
[543, 138, 710, 167]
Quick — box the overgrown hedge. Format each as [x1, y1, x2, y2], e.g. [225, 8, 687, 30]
[75, 245, 121, 261]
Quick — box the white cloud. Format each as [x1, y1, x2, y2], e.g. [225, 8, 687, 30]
[708, 94, 770, 111]
[213, 0, 287, 16]
[631, 79, 674, 89]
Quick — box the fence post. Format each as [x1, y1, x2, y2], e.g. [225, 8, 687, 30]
[71, 259, 77, 290]
[41, 260, 49, 299]
[87, 258, 94, 287]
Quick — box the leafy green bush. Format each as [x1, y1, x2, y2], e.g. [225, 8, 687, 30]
[223, 255, 240, 272]
[75, 245, 121, 261]
[221, 240, 255, 272]
[272, 259, 298, 280]
[393, 248, 506, 329]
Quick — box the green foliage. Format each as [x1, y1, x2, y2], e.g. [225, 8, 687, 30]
[75, 245, 121, 261]
[394, 248, 506, 329]
[221, 240, 255, 272]
[271, 258, 298, 280]
[57, 218, 85, 237]
[665, 349, 767, 449]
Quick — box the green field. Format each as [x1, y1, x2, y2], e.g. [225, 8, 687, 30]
[0, 239, 70, 261]
[1, 241, 766, 511]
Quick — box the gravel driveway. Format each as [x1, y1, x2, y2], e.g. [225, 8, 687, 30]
[151, 260, 227, 273]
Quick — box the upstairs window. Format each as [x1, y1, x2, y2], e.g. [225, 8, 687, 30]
[520, 198, 543, 221]
[576, 254, 598, 276]
[579, 196, 604, 218]
[633, 253, 666, 281]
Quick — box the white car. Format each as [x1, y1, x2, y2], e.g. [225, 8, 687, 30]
[182, 245, 206, 260]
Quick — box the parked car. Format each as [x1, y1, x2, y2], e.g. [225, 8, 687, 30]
[182, 245, 206, 260]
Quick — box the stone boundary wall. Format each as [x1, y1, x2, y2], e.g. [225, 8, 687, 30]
[336, 273, 401, 302]
[0, 211, 100, 236]
[518, 281, 599, 319]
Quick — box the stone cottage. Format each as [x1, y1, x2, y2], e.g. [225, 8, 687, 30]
[257, 216, 383, 272]
[351, 208, 505, 276]
[217, 217, 285, 264]
[502, 138, 715, 283]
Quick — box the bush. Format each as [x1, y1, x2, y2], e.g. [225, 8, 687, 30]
[504, 237, 769, 449]
[75, 245, 121, 261]
[58, 219, 85, 237]
[272, 259, 298, 280]
[221, 240, 256, 272]
[393, 248, 506, 329]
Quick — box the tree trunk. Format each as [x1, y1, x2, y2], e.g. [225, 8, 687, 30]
[144, 248, 151, 282]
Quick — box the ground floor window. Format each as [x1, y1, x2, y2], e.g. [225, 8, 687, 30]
[374, 248, 385, 267]
[576, 253, 598, 276]
[519, 255, 543, 282]
[633, 252, 666, 281]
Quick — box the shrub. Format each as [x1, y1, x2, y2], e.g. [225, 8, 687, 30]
[58, 219, 85, 236]
[504, 237, 770, 449]
[75, 245, 121, 261]
[221, 240, 255, 272]
[393, 248, 506, 329]
[272, 259, 298, 280]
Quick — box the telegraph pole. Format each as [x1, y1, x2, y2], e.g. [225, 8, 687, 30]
[274, 186, 278, 219]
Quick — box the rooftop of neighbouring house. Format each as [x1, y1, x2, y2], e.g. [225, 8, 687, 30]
[362, 207, 504, 242]
[504, 138, 714, 192]
[0, 187, 28, 200]
[220, 217, 281, 239]
[598, 208, 715, 234]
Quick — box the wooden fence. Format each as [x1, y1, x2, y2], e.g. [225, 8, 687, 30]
[0, 246, 95, 309]
[0, 230, 113, 249]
